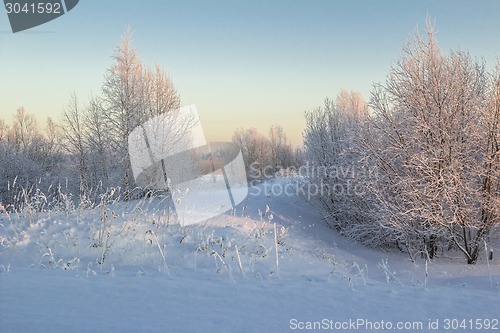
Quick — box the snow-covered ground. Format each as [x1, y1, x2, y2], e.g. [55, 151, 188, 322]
[1, 177, 499, 333]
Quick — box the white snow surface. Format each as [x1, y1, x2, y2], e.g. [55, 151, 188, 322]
[0, 177, 499, 333]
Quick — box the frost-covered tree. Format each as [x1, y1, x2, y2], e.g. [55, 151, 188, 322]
[233, 126, 299, 180]
[84, 96, 112, 191]
[102, 27, 144, 199]
[101, 28, 181, 199]
[41, 117, 62, 170]
[367, 19, 498, 263]
[303, 20, 498, 264]
[61, 93, 89, 195]
[0, 119, 8, 142]
[269, 124, 294, 170]
[9, 107, 40, 152]
[142, 63, 180, 119]
[233, 127, 272, 180]
[60, 93, 115, 199]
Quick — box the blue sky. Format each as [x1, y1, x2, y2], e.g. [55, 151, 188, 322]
[0, 0, 499, 144]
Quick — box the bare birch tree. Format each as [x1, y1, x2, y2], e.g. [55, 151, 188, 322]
[61, 93, 89, 195]
[84, 96, 112, 190]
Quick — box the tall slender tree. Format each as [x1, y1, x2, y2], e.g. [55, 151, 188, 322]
[61, 93, 89, 195]
[102, 27, 144, 200]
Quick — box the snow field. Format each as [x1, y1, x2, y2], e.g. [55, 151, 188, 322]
[0, 177, 499, 333]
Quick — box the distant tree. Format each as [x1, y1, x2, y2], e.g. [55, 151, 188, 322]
[232, 125, 300, 180]
[269, 124, 294, 170]
[233, 127, 272, 180]
[9, 107, 39, 152]
[7, 107, 60, 172]
[41, 117, 62, 170]
[0, 119, 8, 141]
[0, 108, 64, 208]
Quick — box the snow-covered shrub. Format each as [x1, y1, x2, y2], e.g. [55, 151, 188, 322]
[377, 259, 403, 286]
[315, 248, 367, 287]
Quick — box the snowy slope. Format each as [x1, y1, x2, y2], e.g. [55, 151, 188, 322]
[1, 177, 499, 333]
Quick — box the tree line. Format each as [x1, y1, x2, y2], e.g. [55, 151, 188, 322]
[0, 28, 299, 210]
[232, 125, 302, 181]
[0, 28, 181, 209]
